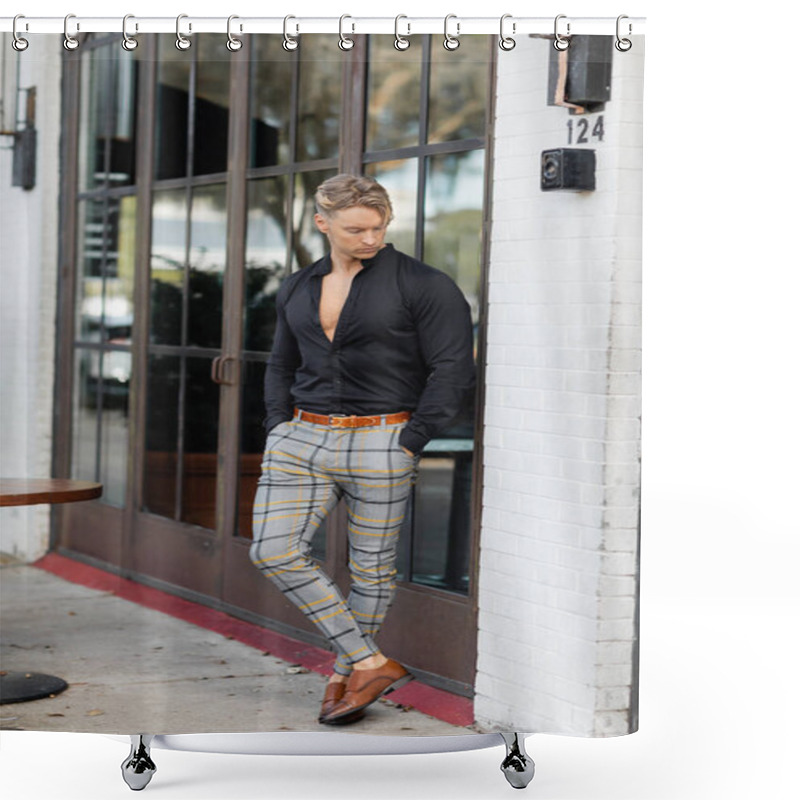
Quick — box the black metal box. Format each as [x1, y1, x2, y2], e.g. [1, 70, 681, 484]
[548, 35, 613, 111]
[541, 148, 596, 192]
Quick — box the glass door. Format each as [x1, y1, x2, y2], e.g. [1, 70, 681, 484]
[130, 35, 233, 594]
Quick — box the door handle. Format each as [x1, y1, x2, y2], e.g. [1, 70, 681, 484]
[211, 355, 237, 386]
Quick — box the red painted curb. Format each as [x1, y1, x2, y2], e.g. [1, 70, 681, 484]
[33, 552, 474, 728]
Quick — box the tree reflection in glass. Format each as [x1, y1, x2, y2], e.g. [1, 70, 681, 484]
[428, 37, 489, 144]
[249, 37, 294, 168]
[366, 37, 422, 151]
[245, 177, 290, 353]
[297, 36, 343, 162]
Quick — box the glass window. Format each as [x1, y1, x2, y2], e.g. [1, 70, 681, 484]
[181, 356, 220, 528]
[292, 169, 338, 269]
[71, 349, 99, 483]
[150, 188, 188, 346]
[78, 43, 138, 190]
[249, 37, 294, 168]
[75, 196, 136, 343]
[365, 159, 418, 258]
[187, 184, 227, 349]
[296, 36, 343, 162]
[143, 354, 180, 519]
[245, 177, 289, 352]
[366, 37, 422, 151]
[193, 37, 231, 176]
[428, 37, 489, 144]
[154, 38, 191, 181]
[424, 150, 485, 321]
[99, 350, 132, 507]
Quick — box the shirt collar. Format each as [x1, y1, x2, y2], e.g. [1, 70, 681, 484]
[309, 243, 394, 277]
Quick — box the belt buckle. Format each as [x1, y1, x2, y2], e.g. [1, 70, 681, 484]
[329, 414, 349, 427]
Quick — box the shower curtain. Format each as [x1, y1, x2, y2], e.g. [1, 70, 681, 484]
[0, 18, 644, 750]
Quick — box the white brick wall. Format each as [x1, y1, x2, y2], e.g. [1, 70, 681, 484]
[0, 39, 62, 562]
[475, 36, 643, 736]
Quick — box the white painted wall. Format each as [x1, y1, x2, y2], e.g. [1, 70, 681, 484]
[0, 38, 62, 562]
[476, 35, 644, 736]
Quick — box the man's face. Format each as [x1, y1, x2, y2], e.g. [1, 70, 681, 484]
[314, 206, 388, 263]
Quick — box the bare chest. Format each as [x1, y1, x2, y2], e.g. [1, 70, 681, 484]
[319, 270, 360, 342]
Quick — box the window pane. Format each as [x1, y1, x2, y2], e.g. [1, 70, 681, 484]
[428, 37, 489, 144]
[424, 150, 485, 322]
[411, 452, 473, 595]
[245, 177, 289, 352]
[292, 169, 337, 269]
[365, 159, 418, 259]
[150, 188, 188, 346]
[249, 37, 294, 168]
[143, 354, 179, 519]
[155, 36, 191, 180]
[79, 43, 138, 190]
[71, 349, 99, 483]
[365, 36, 422, 152]
[194, 36, 231, 176]
[297, 36, 343, 162]
[75, 198, 106, 341]
[99, 350, 131, 507]
[181, 356, 220, 529]
[75, 196, 136, 344]
[187, 184, 227, 349]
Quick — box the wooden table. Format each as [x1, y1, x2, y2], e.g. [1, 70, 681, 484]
[0, 478, 103, 507]
[0, 478, 102, 704]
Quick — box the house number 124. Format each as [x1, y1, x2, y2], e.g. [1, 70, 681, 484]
[567, 116, 605, 145]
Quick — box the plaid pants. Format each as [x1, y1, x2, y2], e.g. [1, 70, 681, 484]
[250, 413, 418, 676]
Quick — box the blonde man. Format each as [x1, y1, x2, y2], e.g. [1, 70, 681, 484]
[250, 174, 474, 725]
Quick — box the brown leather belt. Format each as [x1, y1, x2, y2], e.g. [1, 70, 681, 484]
[294, 408, 411, 428]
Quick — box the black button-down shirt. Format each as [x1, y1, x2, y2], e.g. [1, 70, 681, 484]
[264, 244, 475, 455]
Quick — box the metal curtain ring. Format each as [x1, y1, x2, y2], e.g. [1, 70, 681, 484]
[63, 13, 79, 51]
[283, 15, 299, 51]
[176, 13, 191, 50]
[338, 14, 354, 51]
[12, 14, 29, 51]
[553, 14, 570, 51]
[443, 14, 460, 51]
[121, 14, 138, 51]
[226, 15, 242, 51]
[615, 14, 633, 51]
[394, 15, 410, 51]
[499, 14, 516, 51]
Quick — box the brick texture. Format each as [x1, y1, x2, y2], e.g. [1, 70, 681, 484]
[474, 36, 644, 736]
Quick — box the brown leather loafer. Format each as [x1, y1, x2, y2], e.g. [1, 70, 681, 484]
[319, 659, 413, 725]
[318, 680, 365, 724]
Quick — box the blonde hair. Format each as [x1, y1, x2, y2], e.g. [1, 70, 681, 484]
[314, 174, 394, 223]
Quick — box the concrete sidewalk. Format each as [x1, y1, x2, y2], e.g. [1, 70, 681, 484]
[0, 560, 473, 737]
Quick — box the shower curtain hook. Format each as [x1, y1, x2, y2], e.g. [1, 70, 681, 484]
[12, 14, 29, 51]
[283, 15, 299, 51]
[176, 14, 191, 51]
[226, 15, 242, 51]
[553, 14, 572, 53]
[121, 14, 138, 51]
[443, 14, 460, 51]
[499, 14, 516, 51]
[339, 15, 355, 50]
[63, 14, 80, 51]
[394, 15, 410, 51]
[553, 14, 570, 51]
[615, 15, 633, 51]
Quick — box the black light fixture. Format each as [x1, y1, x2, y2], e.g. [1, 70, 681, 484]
[541, 148, 596, 192]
